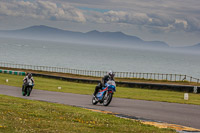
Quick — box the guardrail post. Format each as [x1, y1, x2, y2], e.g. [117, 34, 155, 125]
[175, 74, 176, 81]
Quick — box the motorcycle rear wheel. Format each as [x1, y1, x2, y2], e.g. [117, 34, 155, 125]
[22, 88, 26, 96]
[22, 91, 26, 96]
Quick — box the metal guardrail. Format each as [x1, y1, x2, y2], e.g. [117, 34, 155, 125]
[32, 73, 200, 93]
[0, 62, 199, 83]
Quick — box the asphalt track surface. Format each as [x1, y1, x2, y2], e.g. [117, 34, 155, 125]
[0, 85, 200, 129]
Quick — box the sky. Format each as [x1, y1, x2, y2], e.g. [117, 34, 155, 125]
[0, 0, 200, 47]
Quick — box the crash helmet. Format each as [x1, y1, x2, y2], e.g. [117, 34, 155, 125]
[108, 70, 115, 78]
[28, 73, 32, 79]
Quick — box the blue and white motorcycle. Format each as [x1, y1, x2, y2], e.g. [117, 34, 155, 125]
[92, 80, 116, 106]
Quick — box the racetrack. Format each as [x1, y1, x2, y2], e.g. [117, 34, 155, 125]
[0, 85, 200, 130]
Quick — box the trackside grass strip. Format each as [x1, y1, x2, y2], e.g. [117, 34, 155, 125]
[0, 73, 200, 105]
[0, 95, 176, 133]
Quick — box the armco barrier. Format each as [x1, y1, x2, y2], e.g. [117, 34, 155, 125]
[1, 62, 200, 83]
[32, 73, 200, 93]
[0, 69, 26, 76]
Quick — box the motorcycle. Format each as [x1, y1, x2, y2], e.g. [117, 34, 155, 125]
[92, 80, 116, 106]
[22, 79, 34, 96]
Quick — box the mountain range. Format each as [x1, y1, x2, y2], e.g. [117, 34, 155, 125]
[0, 25, 199, 49]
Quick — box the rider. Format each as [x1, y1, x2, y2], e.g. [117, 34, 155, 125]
[93, 70, 115, 97]
[22, 73, 34, 90]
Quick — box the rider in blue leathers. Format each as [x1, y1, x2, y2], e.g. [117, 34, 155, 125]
[93, 70, 115, 97]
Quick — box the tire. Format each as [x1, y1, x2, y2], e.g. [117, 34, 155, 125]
[22, 91, 26, 96]
[22, 89, 26, 96]
[27, 87, 32, 96]
[103, 93, 113, 106]
[22, 86, 26, 96]
[23, 89, 27, 96]
[92, 96, 98, 105]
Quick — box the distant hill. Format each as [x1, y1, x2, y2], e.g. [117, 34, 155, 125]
[0, 25, 169, 48]
[187, 43, 200, 48]
[178, 43, 200, 51]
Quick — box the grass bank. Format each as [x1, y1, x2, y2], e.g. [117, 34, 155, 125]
[1, 73, 200, 105]
[0, 95, 175, 133]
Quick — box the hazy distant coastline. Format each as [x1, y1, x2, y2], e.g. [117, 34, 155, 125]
[0, 25, 199, 52]
[0, 25, 168, 48]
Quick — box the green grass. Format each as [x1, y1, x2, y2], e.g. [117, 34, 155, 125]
[1, 73, 200, 105]
[0, 95, 175, 133]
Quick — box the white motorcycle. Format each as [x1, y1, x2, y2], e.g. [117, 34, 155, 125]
[22, 79, 34, 96]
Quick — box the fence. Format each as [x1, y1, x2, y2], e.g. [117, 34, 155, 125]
[0, 62, 199, 83]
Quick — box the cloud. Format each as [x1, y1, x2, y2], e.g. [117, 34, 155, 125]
[0, 0, 86, 22]
[85, 9, 200, 33]
[63, 0, 200, 33]
[0, 0, 200, 34]
[103, 11, 148, 24]
[87, 10, 173, 31]
[185, 17, 200, 32]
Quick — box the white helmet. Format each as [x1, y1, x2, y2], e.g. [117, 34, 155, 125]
[108, 70, 115, 78]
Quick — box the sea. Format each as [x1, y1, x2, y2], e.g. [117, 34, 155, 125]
[0, 37, 200, 78]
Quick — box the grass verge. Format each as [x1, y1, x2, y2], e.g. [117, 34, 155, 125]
[1, 67, 199, 86]
[1, 73, 200, 105]
[0, 94, 175, 133]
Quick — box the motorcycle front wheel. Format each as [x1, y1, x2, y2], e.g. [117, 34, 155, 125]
[103, 93, 113, 106]
[27, 87, 32, 96]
